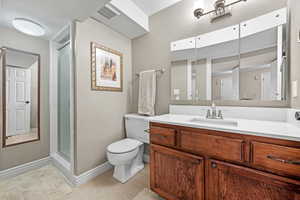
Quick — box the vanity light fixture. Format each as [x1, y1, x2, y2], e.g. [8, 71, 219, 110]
[12, 18, 45, 37]
[194, 0, 247, 22]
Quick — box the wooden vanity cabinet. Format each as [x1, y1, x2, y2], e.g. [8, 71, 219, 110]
[207, 160, 300, 200]
[150, 122, 300, 200]
[150, 144, 205, 200]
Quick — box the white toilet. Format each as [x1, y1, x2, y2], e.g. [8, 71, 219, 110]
[106, 114, 150, 183]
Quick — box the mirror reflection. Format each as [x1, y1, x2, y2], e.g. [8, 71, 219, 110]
[240, 26, 287, 101]
[170, 6, 288, 103]
[212, 55, 240, 101]
[3, 48, 40, 146]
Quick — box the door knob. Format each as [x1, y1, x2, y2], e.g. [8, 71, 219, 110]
[25, 101, 30, 104]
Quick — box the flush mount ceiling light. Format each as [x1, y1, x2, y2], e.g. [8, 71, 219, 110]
[194, 0, 247, 22]
[12, 18, 45, 37]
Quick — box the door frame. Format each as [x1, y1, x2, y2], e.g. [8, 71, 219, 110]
[1, 47, 41, 147]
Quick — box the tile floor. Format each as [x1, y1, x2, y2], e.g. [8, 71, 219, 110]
[0, 164, 156, 200]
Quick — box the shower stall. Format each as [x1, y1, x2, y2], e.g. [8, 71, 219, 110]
[50, 24, 75, 174]
[57, 42, 71, 160]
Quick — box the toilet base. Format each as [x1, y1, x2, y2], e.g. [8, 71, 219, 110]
[113, 163, 144, 183]
[112, 145, 144, 183]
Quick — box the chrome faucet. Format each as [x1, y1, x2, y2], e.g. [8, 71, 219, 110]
[206, 102, 223, 119]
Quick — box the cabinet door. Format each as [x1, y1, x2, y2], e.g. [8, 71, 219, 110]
[196, 25, 239, 49]
[240, 8, 287, 38]
[207, 159, 300, 200]
[150, 144, 204, 200]
[170, 37, 196, 51]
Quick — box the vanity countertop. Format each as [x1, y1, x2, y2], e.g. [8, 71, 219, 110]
[149, 114, 300, 142]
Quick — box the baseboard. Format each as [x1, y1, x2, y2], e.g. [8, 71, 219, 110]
[73, 162, 112, 186]
[0, 156, 112, 187]
[143, 154, 150, 163]
[0, 157, 51, 180]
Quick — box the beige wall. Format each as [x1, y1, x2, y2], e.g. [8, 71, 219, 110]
[132, 0, 288, 114]
[0, 26, 50, 170]
[290, 0, 300, 108]
[74, 18, 132, 175]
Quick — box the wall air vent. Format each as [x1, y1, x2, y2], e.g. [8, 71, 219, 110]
[98, 4, 121, 20]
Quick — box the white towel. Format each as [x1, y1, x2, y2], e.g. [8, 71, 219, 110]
[138, 70, 156, 116]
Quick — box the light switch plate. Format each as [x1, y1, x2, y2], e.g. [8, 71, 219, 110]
[292, 80, 298, 98]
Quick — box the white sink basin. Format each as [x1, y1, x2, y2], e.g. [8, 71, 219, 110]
[190, 118, 238, 127]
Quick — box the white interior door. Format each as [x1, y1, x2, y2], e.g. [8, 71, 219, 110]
[261, 71, 272, 100]
[221, 77, 233, 100]
[6, 67, 31, 136]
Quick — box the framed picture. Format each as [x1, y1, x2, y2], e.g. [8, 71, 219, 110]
[91, 42, 123, 92]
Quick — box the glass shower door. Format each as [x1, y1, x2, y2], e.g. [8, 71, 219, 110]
[57, 43, 71, 160]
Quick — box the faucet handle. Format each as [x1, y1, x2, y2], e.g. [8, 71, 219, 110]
[206, 110, 211, 119]
[217, 110, 223, 119]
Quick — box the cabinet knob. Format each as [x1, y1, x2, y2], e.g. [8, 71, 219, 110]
[275, 14, 280, 18]
[243, 24, 247, 27]
[211, 162, 217, 168]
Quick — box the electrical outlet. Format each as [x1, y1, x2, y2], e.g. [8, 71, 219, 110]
[292, 80, 298, 98]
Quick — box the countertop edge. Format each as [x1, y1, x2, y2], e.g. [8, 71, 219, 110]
[149, 119, 300, 142]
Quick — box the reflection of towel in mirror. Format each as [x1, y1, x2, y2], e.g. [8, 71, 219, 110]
[138, 70, 156, 116]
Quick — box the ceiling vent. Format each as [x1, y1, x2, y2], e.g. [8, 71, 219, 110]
[98, 4, 121, 20]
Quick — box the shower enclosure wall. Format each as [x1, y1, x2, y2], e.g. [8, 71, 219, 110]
[50, 24, 75, 174]
[57, 42, 71, 160]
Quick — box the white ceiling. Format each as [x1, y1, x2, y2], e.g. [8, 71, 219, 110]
[0, 0, 110, 39]
[131, 0, 183, 16]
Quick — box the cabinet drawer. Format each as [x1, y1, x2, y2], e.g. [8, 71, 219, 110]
[180, 131, 245, 162]
[150, 126, 176, 147]
[252, 142, 300, 177]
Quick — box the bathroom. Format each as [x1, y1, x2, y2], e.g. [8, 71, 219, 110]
[0, 0, 300, 199]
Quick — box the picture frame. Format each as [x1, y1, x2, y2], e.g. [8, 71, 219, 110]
[91, 42, 123, 92]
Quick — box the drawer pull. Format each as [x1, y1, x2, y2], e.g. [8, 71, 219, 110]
[211, 162, 217, 169]
[267, 155, 300, 165]
[155, 135, 167, 139]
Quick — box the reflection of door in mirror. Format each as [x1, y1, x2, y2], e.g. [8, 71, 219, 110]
[3, 48, 40, 147]
[6, 67, 31, 136]
[221, 77, 233, 100]
[212, 55, 240, 101]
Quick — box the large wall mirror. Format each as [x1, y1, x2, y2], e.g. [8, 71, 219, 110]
[1, 47, 40, 147]
[170, 3, 289, 106]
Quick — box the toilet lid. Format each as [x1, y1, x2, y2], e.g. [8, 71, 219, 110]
[107, 139, 143, 154]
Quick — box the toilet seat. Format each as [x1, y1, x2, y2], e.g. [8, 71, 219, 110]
[107, 138, 142, 154]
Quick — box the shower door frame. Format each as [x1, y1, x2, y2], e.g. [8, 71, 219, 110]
[49, 23, 76, 175]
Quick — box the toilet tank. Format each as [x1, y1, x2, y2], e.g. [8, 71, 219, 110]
[125, 114, 150, 144]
